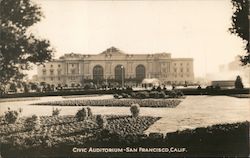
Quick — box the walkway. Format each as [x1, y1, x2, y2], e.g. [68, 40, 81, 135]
[145, 95, 250, 134]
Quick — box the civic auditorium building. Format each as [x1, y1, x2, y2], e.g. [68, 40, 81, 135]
[37, 47, 194, 87]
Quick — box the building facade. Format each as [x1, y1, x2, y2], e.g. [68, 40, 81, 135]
[37, 47, 194, 87]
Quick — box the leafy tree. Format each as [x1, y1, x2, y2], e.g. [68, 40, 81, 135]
[0, 0, 54, 92]
[229, 0, 249, 65]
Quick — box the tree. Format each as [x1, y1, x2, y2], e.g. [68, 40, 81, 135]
[235, 75, 244, 89]
[229, 0, 249, 65]
[0, 0, 54, 92]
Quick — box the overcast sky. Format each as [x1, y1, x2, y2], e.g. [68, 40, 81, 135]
[29, 0, 246, 78]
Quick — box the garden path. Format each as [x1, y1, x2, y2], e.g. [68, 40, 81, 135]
[145, 95, 250, 134]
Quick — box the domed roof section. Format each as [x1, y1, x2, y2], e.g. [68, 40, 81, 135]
[100, 46, 125, 55]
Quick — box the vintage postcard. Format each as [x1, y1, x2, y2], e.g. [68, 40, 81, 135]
[0, 0, 249, 157]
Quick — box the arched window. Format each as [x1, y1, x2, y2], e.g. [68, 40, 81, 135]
[93, 65, 104, 81]
[136, 64, 145, 81]
[115, 65, 125, 81]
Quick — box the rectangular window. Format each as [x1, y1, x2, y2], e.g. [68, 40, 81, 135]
[58, 77, 61, 81]
[180, 68, 183, 72]
[42, 69, 46, 75]
[187, 68, 189, 72]
[50, 70, 54, 75]
[174, 68, 177, 72]
[58, 69, 61, 75]
[51, 77, 53, 81]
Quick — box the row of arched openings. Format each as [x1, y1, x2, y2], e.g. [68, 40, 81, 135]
[93, 64, 145, 81]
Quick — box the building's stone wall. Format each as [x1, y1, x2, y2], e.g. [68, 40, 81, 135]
[37, 47, 194, 86]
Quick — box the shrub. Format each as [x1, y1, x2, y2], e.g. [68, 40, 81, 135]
[136, 91, 149, 99]
[96, 114, 107, 129]
[130, 104, 140, 117]
[25, 115, 40, 130]
[4, 108, 20, 124]
[235, 75, 244, 89]
[87, 107, 93, 118]
[159, 91, 166, 98]
[52, 107, 61, 116]
[150, 91, 161, 98]
[113, 94, 119, 99]
[121, 93, 130, 98]
[130, 92, 137, 98]
[75, 108, 88, 121]
[176, 90, 184, 98]
[168, 90, 177, 98]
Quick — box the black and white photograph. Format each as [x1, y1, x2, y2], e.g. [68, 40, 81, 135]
[0, 0, 249, 157]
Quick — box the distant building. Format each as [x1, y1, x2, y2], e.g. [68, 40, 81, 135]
[37, 47, 194, 87]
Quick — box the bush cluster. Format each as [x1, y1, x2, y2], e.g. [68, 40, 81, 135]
[75, 108, 88, 121]
[4, 108, 22, 124]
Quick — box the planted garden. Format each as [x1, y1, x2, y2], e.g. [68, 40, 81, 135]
[33, 98, 181, 108]
[1, 106, 249, 157]
[0, 106, 161, 157]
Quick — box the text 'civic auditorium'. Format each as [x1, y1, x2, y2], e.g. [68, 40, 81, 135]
[37, 47, 194, 87]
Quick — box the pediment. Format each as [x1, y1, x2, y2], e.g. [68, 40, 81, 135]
[100, 47, 125, 56]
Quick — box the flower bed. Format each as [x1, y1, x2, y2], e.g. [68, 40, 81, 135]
[1, 119, 248, 157]
[33, 99, 181, 108]
[0, 115, 160, 148]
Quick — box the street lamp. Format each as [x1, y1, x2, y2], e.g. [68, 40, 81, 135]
[121, 65, 124, 88]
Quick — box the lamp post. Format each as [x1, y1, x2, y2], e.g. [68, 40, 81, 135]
[105, 74, 108, 90]
[121, 65, 124, 88]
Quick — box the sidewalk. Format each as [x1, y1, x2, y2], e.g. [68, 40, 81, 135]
[145, 95, 250, 134]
